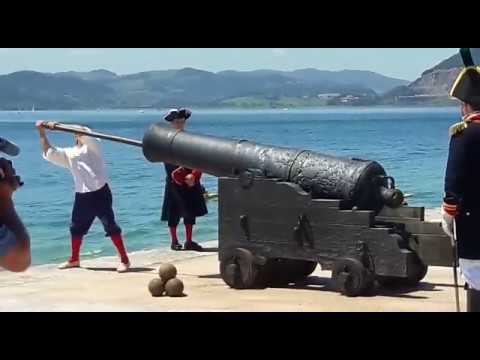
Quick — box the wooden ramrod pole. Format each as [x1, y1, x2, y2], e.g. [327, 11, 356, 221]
[40, 121, 143, 148]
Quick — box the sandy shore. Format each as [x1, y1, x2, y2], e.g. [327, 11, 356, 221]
[1, 208, 464, 312]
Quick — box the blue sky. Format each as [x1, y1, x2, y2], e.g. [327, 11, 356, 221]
[0, 48, 458, 81]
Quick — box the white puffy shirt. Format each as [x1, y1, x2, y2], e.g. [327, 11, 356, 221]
[43, 136, 109, 194]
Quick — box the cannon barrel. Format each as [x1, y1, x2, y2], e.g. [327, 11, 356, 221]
[143, 123, 403, 211]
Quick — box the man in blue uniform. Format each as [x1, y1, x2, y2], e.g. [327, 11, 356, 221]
[442, 49, 480, 312]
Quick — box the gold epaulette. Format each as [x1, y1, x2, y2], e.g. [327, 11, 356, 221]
[449, 121, 468, 137]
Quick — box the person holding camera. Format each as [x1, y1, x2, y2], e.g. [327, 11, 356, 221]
[0, 137, 31, 272]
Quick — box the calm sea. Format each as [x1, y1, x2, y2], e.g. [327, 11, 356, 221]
[0, 107, 459, 264]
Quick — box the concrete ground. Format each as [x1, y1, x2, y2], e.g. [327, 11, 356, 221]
[0, 245, 465, 312]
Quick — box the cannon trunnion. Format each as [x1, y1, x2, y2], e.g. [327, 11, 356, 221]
[218, 174, 451, 297]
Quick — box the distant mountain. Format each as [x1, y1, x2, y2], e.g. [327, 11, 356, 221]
[55, 69, 118, 82]
[383, 48, 480, 106]
[0, 71, 116, 110]
[287, 69, 408, 94]
[0, 68, 408, 110]
[422, 48, 480, 75]
[218, 68, 408, 94]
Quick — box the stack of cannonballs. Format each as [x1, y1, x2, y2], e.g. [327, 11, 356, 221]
[148, 263, 185, 297]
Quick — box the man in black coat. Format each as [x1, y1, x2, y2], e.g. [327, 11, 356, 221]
[161, 109, 208, 251]
[442, 53, 480, 311]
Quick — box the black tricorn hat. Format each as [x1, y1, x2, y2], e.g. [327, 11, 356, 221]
[164, 108, 192, 122]
[449, 66, 480, 105]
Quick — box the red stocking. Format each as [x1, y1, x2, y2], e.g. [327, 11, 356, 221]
[185, 224, 193, 244]
[70, 236, 82, 262]
[169, 226, 179, 245]
[111, 233, 129, 264]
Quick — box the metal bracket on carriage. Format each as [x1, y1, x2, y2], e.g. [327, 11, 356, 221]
[240, 215, 250, 241]
[355, 241, 375, 275]
[293, 214, 314, 249]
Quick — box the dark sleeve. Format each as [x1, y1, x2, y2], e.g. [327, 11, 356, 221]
[0, 225, 17, 257]
[164, 163, 176, 177]
[444, 132, 470, 204]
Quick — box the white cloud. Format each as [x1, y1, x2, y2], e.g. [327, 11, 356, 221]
[272, 48, 287, 57]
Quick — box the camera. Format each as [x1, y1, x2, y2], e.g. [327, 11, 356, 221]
[0, 137, 23, 188]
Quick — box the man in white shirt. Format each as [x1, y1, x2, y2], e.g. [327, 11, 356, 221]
[35, 121, 130, 273]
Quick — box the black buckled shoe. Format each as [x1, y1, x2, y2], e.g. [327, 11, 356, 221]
[171, 243, 183, 251]
[184, 241, 203, 252]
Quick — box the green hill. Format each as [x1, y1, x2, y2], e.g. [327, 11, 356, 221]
[0, 68, 408, 110]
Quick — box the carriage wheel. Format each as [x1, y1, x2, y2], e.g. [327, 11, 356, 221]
[332, 258, 374, 297]
[220, 248, 265, 289]
[377, 255, 428, 289]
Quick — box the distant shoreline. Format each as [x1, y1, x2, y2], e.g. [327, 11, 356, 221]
[0, 103, 460, 112]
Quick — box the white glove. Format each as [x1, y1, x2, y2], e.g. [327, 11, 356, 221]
[441, 207, 455, 244]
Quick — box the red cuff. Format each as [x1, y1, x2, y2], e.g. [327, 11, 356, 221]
[191, 170, 202, 181]
[443, 202, 458, 216]
[172, 167, 188, 185]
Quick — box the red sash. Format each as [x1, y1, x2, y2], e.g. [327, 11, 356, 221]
[464, 112, 480, 123]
